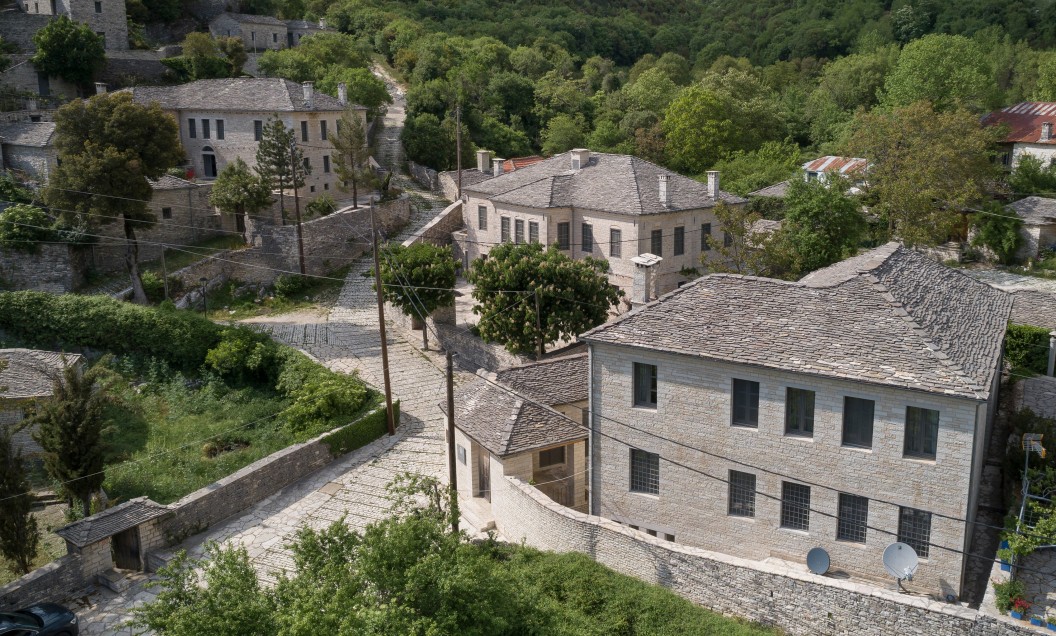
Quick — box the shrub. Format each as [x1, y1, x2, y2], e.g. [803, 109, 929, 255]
[1007, 324, 1052, 375]
[274, 274, 309, 299]
[321, 401, 397, 456]
[306, 194, 336, 217]
[0, 204, 55, 252]
[205, 327, 281, 384]
[141, 270, 165, 303]
[275, 349, 371, 433]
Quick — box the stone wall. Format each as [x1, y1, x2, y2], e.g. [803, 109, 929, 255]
[491, 474, 1034, 636]
[100, 50, 171, 85]
[401, 200, 460, 247]
[0, 55, 81, 100]
[0, 555, 87, 611]
[0, 13, 51, 51]
[407, 161, 439, 192]
[2, 144, 56, 184]
[0, 243, 89, 292]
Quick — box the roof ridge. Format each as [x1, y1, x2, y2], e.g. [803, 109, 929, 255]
[496, 352, 588, 373]
[628, 156, 645, 214]
[499, 399, 523, 455]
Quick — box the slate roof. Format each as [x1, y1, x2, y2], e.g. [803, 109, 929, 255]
[149, 174, 195, 190]
[56, 497, 169, 548]
[983, 102, 1056, 145]
[494, 353, 588, 406]
[0, 349, 83, 400]
[748, 180, 789, 198]
[213, 11, 285, 26]
[125, 79, 353, 113]
[583, 243, 1012, 400]
[1008, 196, 1056, 225]
[453, 371, 586, 458]
[465, 151, 746, 215]
[286, 19, 326, 29]
[0, 121, 56, 148]
[1010, 289, 1056, 331]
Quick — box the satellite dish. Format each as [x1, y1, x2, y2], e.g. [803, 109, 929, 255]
[806, 547, 830, 575]
[882, 542, 919, 590]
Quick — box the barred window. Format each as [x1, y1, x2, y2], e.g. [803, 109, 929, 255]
[539, 446, 566, 467]
[898, 507, 932, 558]
[254, 120, 263, 141]
[557, 222, 570, 249]
[633, 363, 657, 408]
[529, 221, 539, 243]
[515, 219, 525, 243]
[904, 406, 939, 459]
[837, 493, 868, 543]
[582, 223, 594, 253]
[780, 482, 810, 531]
[728, 470, 756, 517]
[732, 379, 759, 428]
[701, 223, 712, 251]
[610, 228, 621, 257]
[477, 205, 487, 230]
[501, 217, 511, 243]
[629, 449, 659, 495]
[842, 396, 875, 449]
[785, 387, 815, 436]
[650, 229, 663, 256]
[674, 226, 685, 256]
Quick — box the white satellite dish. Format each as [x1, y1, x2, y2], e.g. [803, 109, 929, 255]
[806, 547, 830, 575]
[882, 542, 919, 591]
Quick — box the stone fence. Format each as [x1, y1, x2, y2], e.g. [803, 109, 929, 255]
[0, 244, 89, 293]
[407, 161, 440, 192]
[401, 200, 461, 248]
[491, 475, 1034, 636]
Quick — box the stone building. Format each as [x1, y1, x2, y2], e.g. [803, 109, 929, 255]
[983, 102, 1056, 168]
[284, 18, 329, 47]
[209, 12, 287, 52]
[452, 354, 589, 524]
[1006, 196, 1056, 261]
[580, 243, 1012, 598]
[124, 78, 366, 204]
[0, 349, 84, 457]
[461, 149, 746, 298]
[0, 120, 57, 184]
[13, 0, 128, 51]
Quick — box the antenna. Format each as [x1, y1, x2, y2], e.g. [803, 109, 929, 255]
[806, 547, 830, 575]
[882, 542, 919, 592]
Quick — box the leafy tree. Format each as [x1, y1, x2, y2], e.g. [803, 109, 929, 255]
[209, 158, 272, 244]
[848, 101, 1002, 245]
[217, 37, 247, 76]
[0, 414, 40, 575]
[1033, 52, 1056, 101]
[468, 243, 622, 357]
[255, 117, 298, 224]
[709, 141, 802, 196]
[779, 176, 866, 277]
[31, 16, 105, 85]
[881, 34, 996, 111]
[32, 359, 113, 518]
[971, 202, 1023, 265]
[541, 113, 586, 155]
[0, 204, 55, 253]
[44, 93, 183, 304]
[377, 243, 456, 350]
[1009, 154, 1056, 197]
[703, 201, 773, 275]
[330, 108, 372, 207]
[0, 173, 33, 205]
[319, 67, 392, 121]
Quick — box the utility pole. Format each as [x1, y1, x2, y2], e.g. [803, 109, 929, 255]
[446, 350, 459, 534]
[371, 202, 396, 436]
[535, 288, 543, 360]
[161, 248, 169, 301]
[290, 143, 306, 276]
[455, 103, 462, 200]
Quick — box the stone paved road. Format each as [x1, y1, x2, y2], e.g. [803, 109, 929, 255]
[74, 70, 464, 635]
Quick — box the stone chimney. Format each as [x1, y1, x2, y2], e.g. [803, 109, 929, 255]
[94, 82, 107, 95]
[1043, 122, 1053, 143]
[706, 170, 720, 198]
[319, 17, 326, 28]
[658, 174, 669, 206]
[302, 81, 314, 108]
[570, 148, 591, 170]
[476, 149, 491, 173]
[337, 82, 347, 106]
[493, 158, 505, 177]
[630, 253, 662, 307]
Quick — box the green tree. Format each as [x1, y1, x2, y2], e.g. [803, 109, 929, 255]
[710, 141, 802, 196]
[881, 34, 996, 111]
[848, 101, 1002, 245]
[377, 243, 456, 350]
[971, 202, 1023, 265]
[209, 158, 272, 244]
[319, 67, 392, 121]
[779, 177, 865, 276]
[0, 410, 40, 575]
[255, 117, 299, 224]
[703, 201, 773, 275]
[469, 243, 622, 357]
[0, 204, 55, 253]
[217, 36, 247, 76]
[1009, 154, 1056, 197]
[32, 360, 113, 518]
[541, 113, 586, 155]
[44, 93, 183, 304]
[0, 173, 33, 205]
[31, 16, 105, 85]
[330, 109, 372, 207]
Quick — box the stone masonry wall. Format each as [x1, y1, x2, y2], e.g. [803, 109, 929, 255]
[0, 554, 87, 611]
[407, 161, 439, 192]
[401, 200, 461, 248]
[491, 474, 1034, 636]
[0, 243, 89, 292]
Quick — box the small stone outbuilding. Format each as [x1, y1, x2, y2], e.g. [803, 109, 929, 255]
[0, 349, 83, 457]
[55, 497, 169, 583]
[0, 120, 57, 184]
[1007, 196, 1056, 261]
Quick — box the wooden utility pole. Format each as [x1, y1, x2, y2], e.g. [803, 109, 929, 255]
[371, 202, 396, 436]
[446, 350, 459, 534]
[290, 144, 306, 275]
[455, 103, 462, 200]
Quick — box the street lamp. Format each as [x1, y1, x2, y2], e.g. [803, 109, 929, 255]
[200, 277, 209, 315]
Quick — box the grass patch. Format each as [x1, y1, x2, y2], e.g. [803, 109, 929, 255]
[0, 504, 68, 587]
[141, 235, 248, 276]
[204, 265, 351, 321]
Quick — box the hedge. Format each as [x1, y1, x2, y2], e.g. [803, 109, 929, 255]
[1007, 323, 1052, 375]
[322, 400, 400, 457]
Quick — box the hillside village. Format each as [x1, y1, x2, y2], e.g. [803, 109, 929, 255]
[3, 0, 1056, 634]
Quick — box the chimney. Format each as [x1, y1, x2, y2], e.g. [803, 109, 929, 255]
[476, 149, 491, 173]
[1049, 330, 1056, 377]
[658, 174, 669, 206]
[302, 81, 314, 108]
[318, 17, 326, 28]
[706, 170, 720, 198]
[630, 254, 662, 307]
[570, 148, 590, 170]
[493, 158, 505, 177]
[1043, 122, 1053, 142]
[94, 82, 107, 95]
[337, 82, 347, 106]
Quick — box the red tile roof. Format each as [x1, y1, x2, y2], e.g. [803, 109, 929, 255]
[503, 156, 544, 172]
[983, 102, 1056, 145]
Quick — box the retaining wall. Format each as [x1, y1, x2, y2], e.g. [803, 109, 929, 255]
[401, 200, 460, 248]
[0, 244, 89, 292]
[0, 555, 86, 611]
[407, 161, 439, 192]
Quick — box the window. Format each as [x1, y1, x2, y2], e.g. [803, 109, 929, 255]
[557, 222, 570, 249]
[650, 228, 663, 256]
[539, 446, 566, 467]
[300, 120, 308, 141]
[310, 185, 315, 192]
[673, 226, 685, 256]
[723, 231, 733, 247]
[500, 217, 511, 243]
[664, 533, 675, 541]
[582, 223, 593, 253]
[94, 0, 101, 11]
[629, 449, 660, 495]
[302, 157, 310, 171]
[201, 119, 210, 139]
[320, 120, 328, 140]
[515, 219, 525, 243]
[731, 379, 759, 428]
[780, 482, 811, 531]
[610, 228, 621, 257]
[785, 388, 815, 436]
[842, 397, 875, 448]
[898, 507, 932, 558]
[216, 119, 224, 140]
[904, 406, 939, 459]
[477, 205, 487, 230]
[456, 445, 466, 465]
[254, 120, 263, 141]
[323, 155, 330, 173]
[728, 470, 756, 517]
[837, 494, 868, 543]
[701, 223, 712, 251]
[633, 363, 657, 409]
[272, 32, 277, 43]
[187, 118, 196, 138]
[251, 31, 255, 41]
[161, 207, 172, 220]
[646, 529, 657, 537]
[324, 183, 329, 190]
[529, 221, 539, 243]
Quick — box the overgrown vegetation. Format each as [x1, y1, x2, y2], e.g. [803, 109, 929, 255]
[1006, 324, 1052, 377]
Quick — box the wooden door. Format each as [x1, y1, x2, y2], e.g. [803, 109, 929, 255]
[112, 527, 141, 570]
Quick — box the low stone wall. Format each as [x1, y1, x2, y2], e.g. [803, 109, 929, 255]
[0, 555, 86, 611]
[407, 161, 440, 192]
[0, 244, 89, 292]
[402, 200, 461, 247]
[492, 475, 1034, 636]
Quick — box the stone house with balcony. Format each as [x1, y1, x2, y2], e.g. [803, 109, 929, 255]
[580, 242, 1011, 598]
[983, 102, 1056, 168]
[460, 149, 747, 299]
[0, 349, 84, 457]
[125, 78, 366, 205]
[452, 354, 589, 524]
